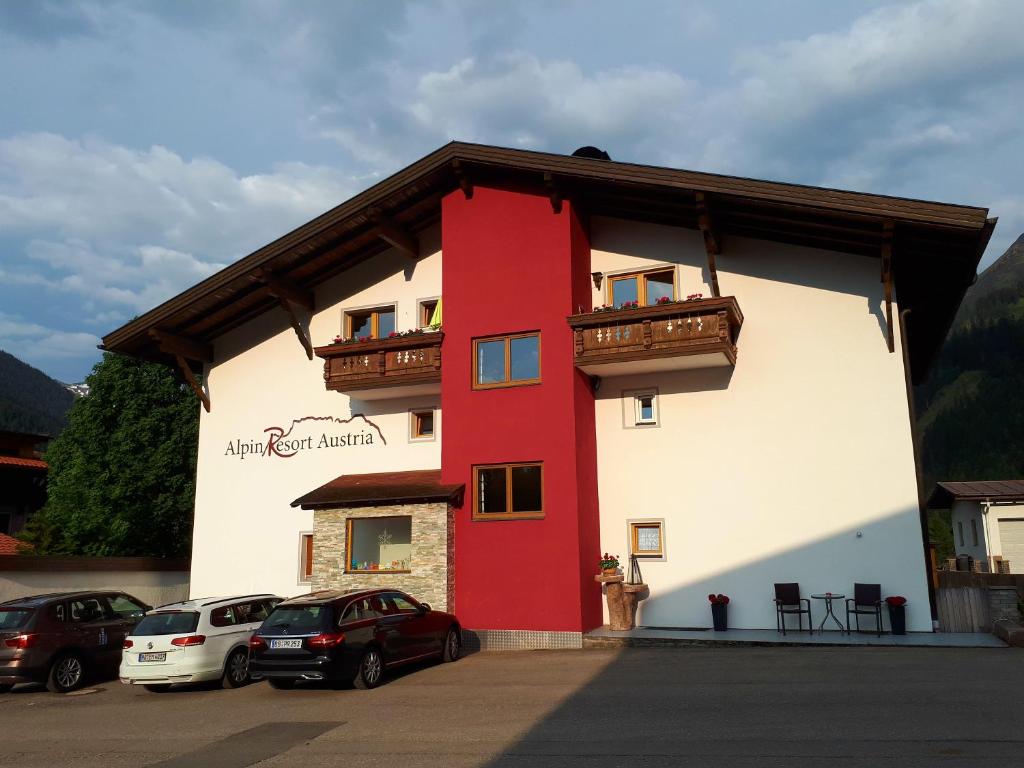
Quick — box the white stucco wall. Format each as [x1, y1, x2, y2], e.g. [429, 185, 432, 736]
[951, 500, 988, 562]
[590, 217, 932, 631]
[189, 227, 442, 599]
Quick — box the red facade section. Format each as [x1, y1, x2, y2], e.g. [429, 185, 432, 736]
[440, 186, 601, 632]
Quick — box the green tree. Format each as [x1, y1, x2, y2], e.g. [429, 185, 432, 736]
[19, 353, 199, 557]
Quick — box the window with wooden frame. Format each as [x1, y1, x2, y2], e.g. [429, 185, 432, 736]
[472, 332, 540, 389]
[345, 516, 412, 573]
[344, 305, 396, 340]
[629, 521, 665, 558]
[409, 408, 435, 441]
[608, 267, 676, 308]
[299, 533, 314, 582]
[418, 298, 440, 328]
[472, 462, 543, 520]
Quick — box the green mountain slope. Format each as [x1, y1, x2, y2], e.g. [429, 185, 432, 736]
[0, 350, 76, 436]
[916, 232, 1024, 494]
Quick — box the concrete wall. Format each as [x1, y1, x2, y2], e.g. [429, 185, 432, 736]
[589, 218, 932, 631]
[0, 570, 189, 608]
[190, 227, 442, 599]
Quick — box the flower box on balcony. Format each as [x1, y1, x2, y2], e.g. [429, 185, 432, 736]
[567, 296, 743, 376]
[314, 332, 443, 399]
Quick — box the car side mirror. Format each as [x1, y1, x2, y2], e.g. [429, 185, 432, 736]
[418, 603, 430, 613]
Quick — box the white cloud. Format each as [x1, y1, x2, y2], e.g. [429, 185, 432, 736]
[0, 311, 100, 366]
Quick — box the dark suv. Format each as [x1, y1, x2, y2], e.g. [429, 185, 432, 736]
[0, 591, 150, 692]
[249, 588, 461, 690]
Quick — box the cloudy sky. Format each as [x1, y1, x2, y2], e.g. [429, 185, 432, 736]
[1, 0, 1021, 382]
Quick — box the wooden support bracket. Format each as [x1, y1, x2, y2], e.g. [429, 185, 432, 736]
[695, 192, 722, 297]
[452, 159, 473, 199]
[149, 329, 212, 412]
[258, 269, 315, 359]
[881, 220, 895, 353]
[543, 172, 563, 214]
[368, 209, 419, 259]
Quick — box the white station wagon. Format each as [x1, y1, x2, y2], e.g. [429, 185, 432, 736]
[119, 594, 282, 691]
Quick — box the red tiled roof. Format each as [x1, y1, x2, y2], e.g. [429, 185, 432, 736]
[0, 455, 47, 470]
[928, 480, 1024, 508]
[0, 533, 30, 555]
[291, 469, 464, 509]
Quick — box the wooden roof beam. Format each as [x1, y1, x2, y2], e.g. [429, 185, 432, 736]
[368, 209, 419, 259]
[148, 329, 212, 412]
[695, 192, 722, 298]
[882, 221, 895, 353]
[544, 172, 563, 214]
[452, 159, 473, 199]
[256, 269, 315, 360]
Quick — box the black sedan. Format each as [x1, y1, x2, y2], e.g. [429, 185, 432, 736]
[249, 588, 461, 689]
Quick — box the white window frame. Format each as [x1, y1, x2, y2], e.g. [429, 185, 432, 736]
[408, 406, 438, 443]
[622, 388, 660, 429]
[627, 518, 666, 561]
[298, 531, 314, 585]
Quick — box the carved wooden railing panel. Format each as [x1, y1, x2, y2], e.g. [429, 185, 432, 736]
[314, 332, 443, 392]
[568, 297, 743, 369]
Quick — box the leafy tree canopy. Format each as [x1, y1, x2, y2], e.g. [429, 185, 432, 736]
[20, 353, 198, 557]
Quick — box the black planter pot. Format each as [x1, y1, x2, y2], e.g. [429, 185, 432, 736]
[888, 603, 906, 635]
[711, 602, 728, 631]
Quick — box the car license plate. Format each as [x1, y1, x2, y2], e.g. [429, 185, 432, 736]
[270, 639, 303, 649]
[139, 652, 166, 662]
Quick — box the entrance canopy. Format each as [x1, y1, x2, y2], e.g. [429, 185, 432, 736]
[291, 469, 463, 510]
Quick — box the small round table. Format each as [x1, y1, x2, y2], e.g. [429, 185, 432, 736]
[811, 593, 845, 634]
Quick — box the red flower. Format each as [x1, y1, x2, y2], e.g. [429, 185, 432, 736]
[708, 593, 730, 605]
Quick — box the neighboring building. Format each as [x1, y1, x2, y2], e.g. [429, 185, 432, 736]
[928, 481, 1024, 573]
[0, 532, 29, 555]
[101, 142, 994, 644]
[0, 430, 48, 537]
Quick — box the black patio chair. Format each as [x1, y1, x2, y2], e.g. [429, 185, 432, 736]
[845, 583, 883, 637]
[774, 583, 812, 635]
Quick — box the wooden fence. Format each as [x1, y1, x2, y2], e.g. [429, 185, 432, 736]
[935, 571, 1024, 633]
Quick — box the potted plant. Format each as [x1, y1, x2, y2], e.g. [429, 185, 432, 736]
[709, 593, 730, 631]
[886, 596, 907, 635]
[599, 553, 620, 576]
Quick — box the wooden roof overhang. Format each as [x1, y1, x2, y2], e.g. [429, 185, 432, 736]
[101, 141, 994, 388]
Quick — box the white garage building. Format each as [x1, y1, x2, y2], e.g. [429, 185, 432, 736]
[929, 481, 1024, 573]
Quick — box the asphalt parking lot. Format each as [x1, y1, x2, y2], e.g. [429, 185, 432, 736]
[0, 646, 1021, 767]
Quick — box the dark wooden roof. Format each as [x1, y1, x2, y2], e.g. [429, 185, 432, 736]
[928, 481, 1024, 508]
[291, 469, 464, 509]
[101, 141, 996, 383]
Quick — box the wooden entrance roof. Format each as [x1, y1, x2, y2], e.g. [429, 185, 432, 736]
[101, 141, 995, 384]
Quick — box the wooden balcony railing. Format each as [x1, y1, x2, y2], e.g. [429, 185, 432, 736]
[314, 332, 443, 394]
[567, 297, 743, 374]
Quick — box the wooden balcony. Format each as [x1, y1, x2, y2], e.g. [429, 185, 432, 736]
[314, 332, 443, 400]
[567, 297, 743, 377]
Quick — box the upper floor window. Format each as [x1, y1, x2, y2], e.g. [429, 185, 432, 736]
[473, 462, 543, 520]
[345, 305, 396, 340]
[473, 333, 540, 389]
[608, 268, 675, 307]
[623, 388, 659, 428]
[419, 298, 440, 329]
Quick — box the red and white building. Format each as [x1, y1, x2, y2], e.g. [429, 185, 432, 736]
[103, 143, 995, 646]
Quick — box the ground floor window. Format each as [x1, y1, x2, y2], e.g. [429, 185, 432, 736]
[629, 520, 665, 558]
[346, 516, 412, 572]
[299, 532, 314, 583]
[472, 462, 543, 520]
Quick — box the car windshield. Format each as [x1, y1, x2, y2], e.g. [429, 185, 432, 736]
[263, 605, 328, 634]
[0, 609, 33, 630]
[132, 611, 200, 636]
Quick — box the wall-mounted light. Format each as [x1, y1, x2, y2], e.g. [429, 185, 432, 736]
[591, 272, 604, 289]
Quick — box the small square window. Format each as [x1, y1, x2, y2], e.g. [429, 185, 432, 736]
[346, 517, 412, 572]
[409, 408, 436, 441]
[629, 521, 665, 558]
[623, 389, 659, 428]
[419, 298, 440, 329]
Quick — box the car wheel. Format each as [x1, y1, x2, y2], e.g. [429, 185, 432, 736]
[442, 627, 460, 663]
[267, 678, 295, 690]
[222, 648, 250, 689]
[46, 653, 85, 693]
[143, 684, 172, 693]
[353, 647, 383, 690]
